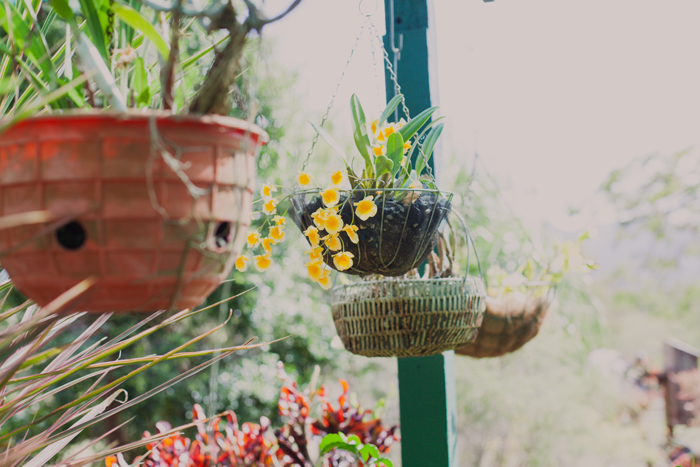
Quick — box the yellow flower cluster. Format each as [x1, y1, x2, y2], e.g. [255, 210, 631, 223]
[234, 184, 286, 273]
[300, 180, 379, 289]
[369, 119, 411, 158]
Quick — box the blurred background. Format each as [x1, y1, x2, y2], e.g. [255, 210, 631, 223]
[9, 0, 699, 465]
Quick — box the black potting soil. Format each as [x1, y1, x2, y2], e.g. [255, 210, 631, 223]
[290, 190, 451, 277]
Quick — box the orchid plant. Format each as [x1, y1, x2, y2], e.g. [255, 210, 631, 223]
[233, 94, 447, 288]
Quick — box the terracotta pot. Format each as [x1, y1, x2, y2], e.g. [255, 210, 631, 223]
[290, 189, 451, 277]
[455, 294, 551, 358]
[0, 111, 267, 312]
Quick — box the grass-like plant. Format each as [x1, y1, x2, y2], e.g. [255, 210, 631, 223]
[0, 0, 301, 126]
[0, 276, 279, 466]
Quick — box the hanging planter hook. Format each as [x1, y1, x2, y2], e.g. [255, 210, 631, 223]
[359, 0, 378, 17]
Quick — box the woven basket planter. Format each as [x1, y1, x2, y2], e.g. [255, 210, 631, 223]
[290, 188, 452, 277]
[0, 111, 267, 313]
[456, 286, 552, 358]
[331, 276, 486, 357]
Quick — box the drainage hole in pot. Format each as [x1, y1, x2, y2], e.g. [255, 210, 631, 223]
[56, 221, 86, 250]
[214, 222, 231, 249]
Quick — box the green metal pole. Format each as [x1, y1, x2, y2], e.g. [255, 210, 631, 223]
[384, 1, 458, 467]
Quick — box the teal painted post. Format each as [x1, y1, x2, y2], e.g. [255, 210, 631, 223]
[384, 1, 459, 467]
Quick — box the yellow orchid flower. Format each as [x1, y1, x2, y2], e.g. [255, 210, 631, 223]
[342, 225, 359, 244]
[306, 258, 325, 282]
[254, 253, 272, 272]
[323, 233, 342, 251]
[403, 142, 411, 154]
[372, 146, 386, 157]
[298, 172, 311, 186]
[377, 131, 386, 143]
[311, 208, 326, 230]
[330, 170, 345, 186]
[321, 187, 340, 208]
[354, 196, 378, 221]
[317, 269, 333, 290]
[324, 212, 344, 235]
[273, 215, 286, 225]
[235, 255, 249, 272]
[247, 231, 261, 248]
[263, 198, 278, 215]
[384, 126, 395, 138]
[269, 225, 286, 243]
[261, 237, 275, 253]
[333, 251, 354, 271]
[306, 246, 324, 260]
[304, 225, 321, 246]
[370, 120, 379, 135]
[261, 184, 276, 199]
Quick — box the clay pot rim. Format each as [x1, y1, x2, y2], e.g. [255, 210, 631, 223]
[1, 109, 269, 143]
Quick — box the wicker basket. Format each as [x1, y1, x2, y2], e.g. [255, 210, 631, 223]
[456, 286, 553, 358]
[331, 276, 486, 358]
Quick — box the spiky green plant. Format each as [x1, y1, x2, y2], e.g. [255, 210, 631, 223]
[0, 275, 280, 466]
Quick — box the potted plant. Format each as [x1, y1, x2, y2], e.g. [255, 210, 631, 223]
[456, 230, 597, 358]
[245, 95, 486, 357]
[0, 0, 300, 312]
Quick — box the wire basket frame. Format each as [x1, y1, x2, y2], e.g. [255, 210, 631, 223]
[455, 282, 554, 359]
[329, 208, 486, 358]
[290, 187, 453, 277]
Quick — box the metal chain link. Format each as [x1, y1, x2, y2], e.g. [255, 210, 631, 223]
[368, 16, 409, 120]
[106, 0, 115, 55]
[365, 17, 383, 116]
[301, 24, 366, 171]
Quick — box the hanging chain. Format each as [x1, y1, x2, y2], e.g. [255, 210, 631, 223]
[365, 17, 383, 116]
[368, 16, 409, 120]
[106, 0, 115, 56]
[301, 24, 366, 171]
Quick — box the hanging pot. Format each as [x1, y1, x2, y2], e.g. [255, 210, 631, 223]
[329, 212, 485, 358]
[455, 284, 553, 358]
[290, 188, 452, 277]
[330, 276, 485, 358]
[0, 111, 268, 313]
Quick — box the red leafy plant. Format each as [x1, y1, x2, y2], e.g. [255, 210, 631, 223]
[110, 364, 398, 467]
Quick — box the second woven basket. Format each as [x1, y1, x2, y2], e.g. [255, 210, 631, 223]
[331, 276, 486, 358]
[455, 286, 552, 358]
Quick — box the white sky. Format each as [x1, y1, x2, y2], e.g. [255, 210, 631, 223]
[263, 0, 700, 231]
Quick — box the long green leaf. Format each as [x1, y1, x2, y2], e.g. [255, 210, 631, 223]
[386, 131, 404, 177]
[49, 0, 75, 24]
[379, 93, 403, 126]
[310, 122, 349, 163]
[131, 57, 150, 107]
[113, 2, 169, 58]
[77, 0, 108, 61]
[399, 106, 438, 142]
[350, 94, 373, 167]
[416, 122, 443, 175]
[374, 155, 393, 177]
[0, 2, 56, 82]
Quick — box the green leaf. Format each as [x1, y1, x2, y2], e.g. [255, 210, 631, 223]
[386, 131, 405, 177]
[50, 0, 76, 24]
[350, 93, 373, 167]
[131, 57, 150, 107]
[399, 106, 438, 142]
[346, 434, 362, 445]
[379, 93, 403, 125]
[113, 2, 170, 59]
[320, 433, 352, 456]
[181, 35, 227, 70]
[415, 122, 444, 175]
[377, 458, 394, 467]
[375, 155, 393, 177]
[360, 444, 379, 462]
[0, 2, 56, 82]
[78, 0, 108, 61]
[309, 122, 349, 162]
